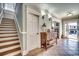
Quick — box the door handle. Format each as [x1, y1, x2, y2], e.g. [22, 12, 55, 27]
[37, 33, 39, 35]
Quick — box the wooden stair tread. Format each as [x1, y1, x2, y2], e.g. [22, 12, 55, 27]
[0, 35, 18, 38]
[0, 45, 20, 53]
[0, 28, 16, 30]
[0, 31, 17, 34]
[0, 37, 18, 41]
[0, 42, 20, 49]
[0, 47, 21, 56]
[0, 32, 17, 34]
[4, 50, 21, 56]
[0, 26, 14, 28]
[0, 31, 17, 32]
[0, 34, 18, 37]
[0, 24, 14, 26]
[0, 29, 16, 31]
[0, 39, 19, 43]
[0, 40, 19, 47]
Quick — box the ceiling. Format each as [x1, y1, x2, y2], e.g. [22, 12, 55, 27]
[26, 3, 79, 18]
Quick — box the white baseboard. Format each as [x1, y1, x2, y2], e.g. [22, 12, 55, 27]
[22, 50, 28, 56]
[0, 20, 1, 24]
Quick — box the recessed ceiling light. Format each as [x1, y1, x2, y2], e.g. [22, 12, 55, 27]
[66, 12, 73, 16]
[67, 13, 73, 16]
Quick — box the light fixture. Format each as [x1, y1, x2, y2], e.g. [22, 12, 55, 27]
[49, 17, 52, 21]
[42, 23, 46, 27]
[48, 13, 52, 21]
[42, 15, 45, 19]
[41, 10, 46, 27]
[41, 10, 46, 19]
[41, 10, 45, 16]
[48, 13, 52, 18]
[65, 10, 73, 16]
[67, 12, 73, 16]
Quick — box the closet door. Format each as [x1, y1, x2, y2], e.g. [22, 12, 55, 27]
[27, 13, 40, 51]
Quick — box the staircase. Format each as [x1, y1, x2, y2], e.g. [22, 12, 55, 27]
[0, 18, 22, 56]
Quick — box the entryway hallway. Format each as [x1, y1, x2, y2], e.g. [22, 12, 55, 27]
[0, 3, 79, 56]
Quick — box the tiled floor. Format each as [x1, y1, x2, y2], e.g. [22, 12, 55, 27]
[37, 39, 79, 56]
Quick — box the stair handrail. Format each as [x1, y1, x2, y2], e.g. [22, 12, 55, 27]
[14, 11, 23, 55]
[14, 13, 21, 33]
[0, 8, 4, 24]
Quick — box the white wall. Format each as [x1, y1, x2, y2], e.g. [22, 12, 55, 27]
[39, 10, 52, 32]
[3, 10, 15, 19]
[0, 4, 3, 24]
[15, 3, 23, 55]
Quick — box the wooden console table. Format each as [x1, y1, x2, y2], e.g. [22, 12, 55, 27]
[40, 32, 57, 50]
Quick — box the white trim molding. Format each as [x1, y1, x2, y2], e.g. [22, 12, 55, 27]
[22, 50, 28, 56]
[0, 9, 4, 24]
[14, 13, 23, 55]
[21, 32, 27, 34]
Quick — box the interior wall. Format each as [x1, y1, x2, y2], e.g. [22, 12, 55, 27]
[15, 3, 23, 32]
[39, 11, 52, 32]
[0, 3, 2, 13]
[3, 10, 15, 19]
[15, 3, 23, 55]
[0, 3, 3, 23]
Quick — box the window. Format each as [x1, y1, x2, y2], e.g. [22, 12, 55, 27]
[4, 3, 15, 12]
